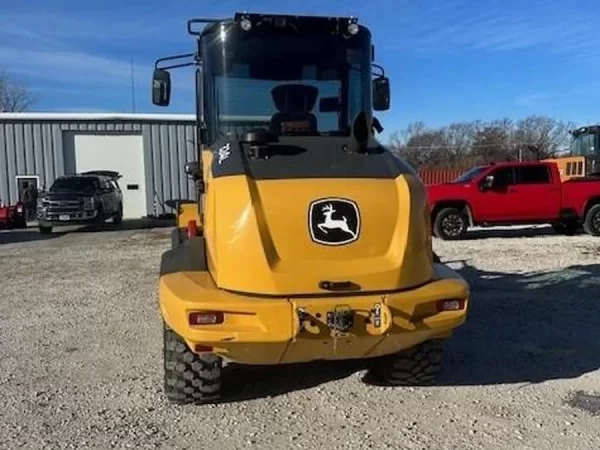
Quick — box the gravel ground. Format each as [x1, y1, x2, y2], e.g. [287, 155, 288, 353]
[1, 222, 599, 450]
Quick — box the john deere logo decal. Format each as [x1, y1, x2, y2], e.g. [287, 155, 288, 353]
[309, 198, 360, 245]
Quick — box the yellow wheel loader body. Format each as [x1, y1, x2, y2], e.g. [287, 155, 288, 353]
[152, 12, 471, 404]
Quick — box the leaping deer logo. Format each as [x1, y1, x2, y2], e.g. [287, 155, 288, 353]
[317, 203, 357, 238]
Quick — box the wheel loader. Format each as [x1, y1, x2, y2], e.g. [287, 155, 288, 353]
[151, 12, 470, 404]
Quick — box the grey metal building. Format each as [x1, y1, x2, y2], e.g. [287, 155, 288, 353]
[0, 113, 267, 219]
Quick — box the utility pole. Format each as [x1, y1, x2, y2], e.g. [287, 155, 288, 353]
[130, 59, 136, 113]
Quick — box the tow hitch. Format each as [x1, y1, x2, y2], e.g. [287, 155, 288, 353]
[327, 305, 354, 334]
[295, 301, 392, 338]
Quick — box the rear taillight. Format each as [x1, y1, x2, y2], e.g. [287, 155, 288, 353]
[436, 299, 466, 312]
[189, 311, 224, 325]
[187, 220, 198, 238]
[194, 344, 213, 353]
[16, 205, 23, 213]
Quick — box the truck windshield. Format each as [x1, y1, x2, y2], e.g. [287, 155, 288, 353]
[50, 177, 97, 193]
[570, 132, 596, 158]
[454, 166, 486, 183]
[200, 23, 372, 143]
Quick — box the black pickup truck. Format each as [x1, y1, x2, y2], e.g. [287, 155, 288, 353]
[36, 171, 124, 233]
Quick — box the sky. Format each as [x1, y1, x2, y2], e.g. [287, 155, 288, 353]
[2, 0, 600, 143]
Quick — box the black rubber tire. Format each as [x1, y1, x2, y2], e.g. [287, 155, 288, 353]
[170, 228, 186, 249]
[39, 225, 52, 234]
[94, 206, 106, 229]
[367, 340, 444, 386]
[433, 207, 468, 240]
[583, 204, 600, 236]
[113, 204, 123, 225]
[163, 322, 222, 404]
[552, 221, 579, 236]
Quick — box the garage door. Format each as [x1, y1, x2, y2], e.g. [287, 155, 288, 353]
[65, 132, 147, 219]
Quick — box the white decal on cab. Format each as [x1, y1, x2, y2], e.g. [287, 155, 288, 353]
[217, 143, 231, 164]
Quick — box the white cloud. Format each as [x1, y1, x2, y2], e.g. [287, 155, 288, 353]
[0, 8, 193, 95]
[0, 10, 169, 44]
[0, 45, 149, 86]
[389, 0, 600, 61]
[515, 82, 600, 108]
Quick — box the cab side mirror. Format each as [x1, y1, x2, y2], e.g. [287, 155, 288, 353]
[373, 77, 390, 111]
[481, 175, 494, 190]
[184, 161, 200, 179]
[152, 69, 171, 106]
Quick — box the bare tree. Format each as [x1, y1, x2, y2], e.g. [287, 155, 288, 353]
[386, 115, 577, 170]
[513, 116, 574, 161]
[440, 121, 480, 168]
[389, 121, 449, 169]
[0, 71, 38, 112]
[470, 118, 515, 163]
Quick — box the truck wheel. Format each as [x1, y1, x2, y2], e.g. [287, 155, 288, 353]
[163, 322, 222, 404]
[583, 204, 600, 236]
[433, 207, 468, 240]
[94, 206, 106, 229]
[367, 340, 444, 386]
[552, 221, 579, 236]
[39, 225, 52, 234]
[113, 205, 123, 225]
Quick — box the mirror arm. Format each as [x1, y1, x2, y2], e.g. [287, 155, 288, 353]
[371, 63, 385, 78]
[154, 53, 196, 70]
[157, 61, 196, 71]
[372, 117, 384, 134]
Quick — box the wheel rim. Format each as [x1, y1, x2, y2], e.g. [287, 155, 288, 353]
[441, 214, 464, 237]
[593, 211, 600, 232]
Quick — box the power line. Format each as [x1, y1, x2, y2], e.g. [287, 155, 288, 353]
[391, 142, 568, 150]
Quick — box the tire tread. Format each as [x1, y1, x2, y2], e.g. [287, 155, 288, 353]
[368, 340, 444, 386]
[163, 322, 222, 404]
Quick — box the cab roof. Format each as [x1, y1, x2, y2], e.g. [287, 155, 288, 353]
[191, 12, 369, 38]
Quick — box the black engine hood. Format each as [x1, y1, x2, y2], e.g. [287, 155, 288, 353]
[210, 135, 417, 180]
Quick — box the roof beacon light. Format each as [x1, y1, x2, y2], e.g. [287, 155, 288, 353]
[348, 18, 359, 35]
[240, 17, 252, 31]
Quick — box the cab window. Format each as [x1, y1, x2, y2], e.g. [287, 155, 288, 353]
[490, 167, 514, 187]
[514, 165, 551, 184]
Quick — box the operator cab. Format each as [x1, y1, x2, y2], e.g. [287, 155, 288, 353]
[151, 12, 390, 148]
[569, 126, 600, 177]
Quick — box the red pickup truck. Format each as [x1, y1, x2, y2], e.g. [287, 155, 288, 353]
[426, 161, 600, 239]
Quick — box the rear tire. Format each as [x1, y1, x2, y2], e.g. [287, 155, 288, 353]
[552, 221, 579, 236]
[367, 340, 444, 386]
[433, 207, 468, 240]
[163, 322, 222, 404]
[583, 204, 600, 236]
[93, 206, 106, 230]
